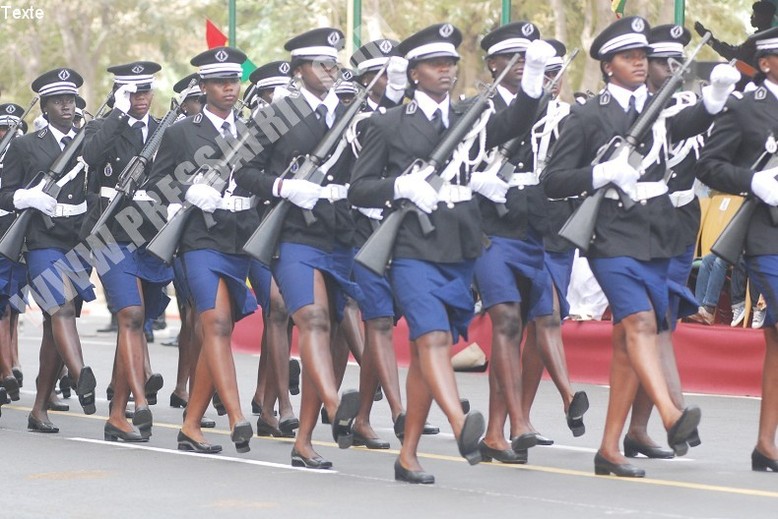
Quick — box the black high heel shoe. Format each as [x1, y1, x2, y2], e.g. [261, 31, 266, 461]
[59, 374, 71, 399]
[752, 448, 778, 472]
[2, 375, 19, 401]
[291, 447, 332, 469]
[144, 373, 164, 406]
[12, 367, 23, 388]
[76, 366, 97, 415]
[667, 405, 701, 456]
[422, 421, 440, 435]
[352, 430, 390, 450]
[212, 393, 226, 416]
[278, 417, 300, 437]
[566, 391, 589, 437]
[104, 422, 146, 442]
[623, 435, 674, 459]
[393, 413, 406, 443]
[288, 358, 301, 396]
[480, 440, 527, 464]
[594, 452, 645, 478]
[133, 406, 153, 440]
[47, 398, 70, 412]
[331, 390, 360, 449]
[533, 433, 555, 446]
[256, 415, 283, 437]
[0, 387, 7, 416]
[394, 458, 434, 484]
[28, 414, 59, 433]
[511, 432, 538, 452]
[231, 420, 253, 453]
[177, 430, 222, 454]
[169, 393, 187, 409]
[457, 412, 485, 465]
[251, 399, 262, 415]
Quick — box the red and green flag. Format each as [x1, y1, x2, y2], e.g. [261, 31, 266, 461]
[205, 19, 256, 81]
[611, 0, 627, 17]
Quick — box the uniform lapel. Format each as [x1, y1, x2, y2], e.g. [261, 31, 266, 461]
[405, 107, 439, 149]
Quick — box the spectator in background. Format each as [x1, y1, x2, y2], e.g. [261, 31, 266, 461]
[690, 252, 764, 327]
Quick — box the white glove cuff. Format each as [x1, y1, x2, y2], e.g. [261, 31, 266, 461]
[701, 84, 730, 115]
[591, 163, 610, 189]
[521, 67, 544, 99]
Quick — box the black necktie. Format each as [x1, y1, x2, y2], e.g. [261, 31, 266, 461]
[431, 108, 445, 135]
[132, 121, 145, 147]
[626, 95, 639, 127]
[315, 104, 329, 129]
[60, 135, 73, 150]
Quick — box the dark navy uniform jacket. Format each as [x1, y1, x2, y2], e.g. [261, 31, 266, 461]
[542, 89, 713, 260]
[82, 108, 161, 244]
[0, 127, 88, 251]
[348, 89, 540, 264]
[696, 86, 778, 256]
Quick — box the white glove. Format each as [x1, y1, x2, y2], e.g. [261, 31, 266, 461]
[470, 171, 509, 203]
[274, 178, 321, 210]
[702, 64, 740, 114]
[751, 167, 778, 206]
[357, 207, 383, 220]
[394, 169, 438, 213]
[521, 40, 556, 99]
[113, 83, 137, 114]
[185, 183, 221, 213]
[386, 56, 409, 91]
[272, 85, 291, 103]
[13, 179, 57, 215]
[166, 203, 182, 222]
[592, 153, 640, 191]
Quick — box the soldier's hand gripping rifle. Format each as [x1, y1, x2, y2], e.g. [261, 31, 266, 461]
[241, 61, 390, 266]
[477, 49, 579, 217]
[90, 80, 197, 235]
[0, 96, 38, 158]
[354, 53, 523, 276]
[0, 91, 114, 261]
[557, 32, 711, 252]
[711, 136, 778, 265]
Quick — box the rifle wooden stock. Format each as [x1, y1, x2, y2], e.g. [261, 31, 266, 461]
[557, 33, 711, 252]
[90, 97, 185, 235]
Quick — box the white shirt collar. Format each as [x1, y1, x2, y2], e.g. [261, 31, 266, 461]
[607, 82, 648, 113]
[202, 105, 237, 138]
[764, 78, 778, 101]
[300, 86, 339, 127]
[496, 84, 517, 107]
[127, 113, 150, 141]
[366, 97, 379, 111]
[413, 90, 450, 127]
[47, 124, 77, 150]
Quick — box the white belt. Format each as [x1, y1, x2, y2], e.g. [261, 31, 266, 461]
[100, 186, 155, 202]
[668, 188, 695, 208]
[53, 201, 87, 218]
[507, 172, 539, 188]
[216, 195, 257, 212]
[604, 182, 668, 202]
[438, 184, 473, 204]
[356, 206, 383, 221]
[0, 209, 11, 217]
[319, 184, 348, 202]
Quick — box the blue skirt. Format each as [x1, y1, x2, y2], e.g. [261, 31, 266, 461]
[390, 258, 474, 343]
[8, 261, 28, 313]
[98, 244, 173, 320]
[474, 233, 553, 320]
[544, 249, 575, 319]
[182, 249, 257, 322]
[273, 242, 362, 323]
[667, 244, 698, 328]
[588, 256, 676, 331]
[248, 259, 272, 317]
[25, 248, 95, 316]
[352, 250, 396, 321]
[172, 257, 192, 307]
[745, 255, 778, 327]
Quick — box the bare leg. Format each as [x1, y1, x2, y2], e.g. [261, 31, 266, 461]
[397, 343, 433, 472]
[29, 318, 62, 424]
[756, 325, 778, 459]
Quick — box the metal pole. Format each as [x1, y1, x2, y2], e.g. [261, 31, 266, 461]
[353, 0, 362, 50]
[501, 0, 511, 25]
[674, 0, 685, 26]
[229, 0, 237, 46]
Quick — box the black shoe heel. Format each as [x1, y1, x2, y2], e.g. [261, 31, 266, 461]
[76, 366, 97, 415]
[59, 374, 71, 399]
[212, 393, 226, 416]
[623, 435, 674, 459]
[170, 393, 187, 409]
[231, 420, 253, 453]
[332, 390, 360, 449]
[12, 367, 23, 388]
[752, 448, 778, 472]
[566, 391, 589, 437]
[458, 412, 485, 465]
[3, 375, 20, 401]
[144, 373, 163, 406]
[251, 398, 262, 415]
[133, 406, 153, 439]
[667, 406, 701, 456]
[288, 359, 301, 396]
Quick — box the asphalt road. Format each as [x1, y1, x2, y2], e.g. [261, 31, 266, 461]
[0, 314, 776, 519]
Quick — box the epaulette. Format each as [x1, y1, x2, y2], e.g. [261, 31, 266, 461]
[755, 86, 767, 101]
[405, 100, 418, 115]
[599, 91, 611, 105]
[192, 113, 203, 124]
[377, 106, 387, 114]
[731, 91, 744, 99]
[36, 128, 48, 138]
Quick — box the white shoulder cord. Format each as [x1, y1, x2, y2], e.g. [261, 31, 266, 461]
[641, 90, 697, 172]
[532, 99, 570, 174]
[440, 99, 494, 182]
[346, 111, 373, 159]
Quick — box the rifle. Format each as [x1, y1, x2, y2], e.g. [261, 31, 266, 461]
[0, 96, 38, 158]
[710, 144, 778, 265]
[241, 61, 390, 265]
[90, 81, 196, 235]
[556, 32, 712, 252]
[354, 53, 523, 276]
[478, 49, 579, 217]
[0, 91, 113, 261]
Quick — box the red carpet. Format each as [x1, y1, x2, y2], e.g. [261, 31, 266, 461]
[232, 313, 765, 397]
